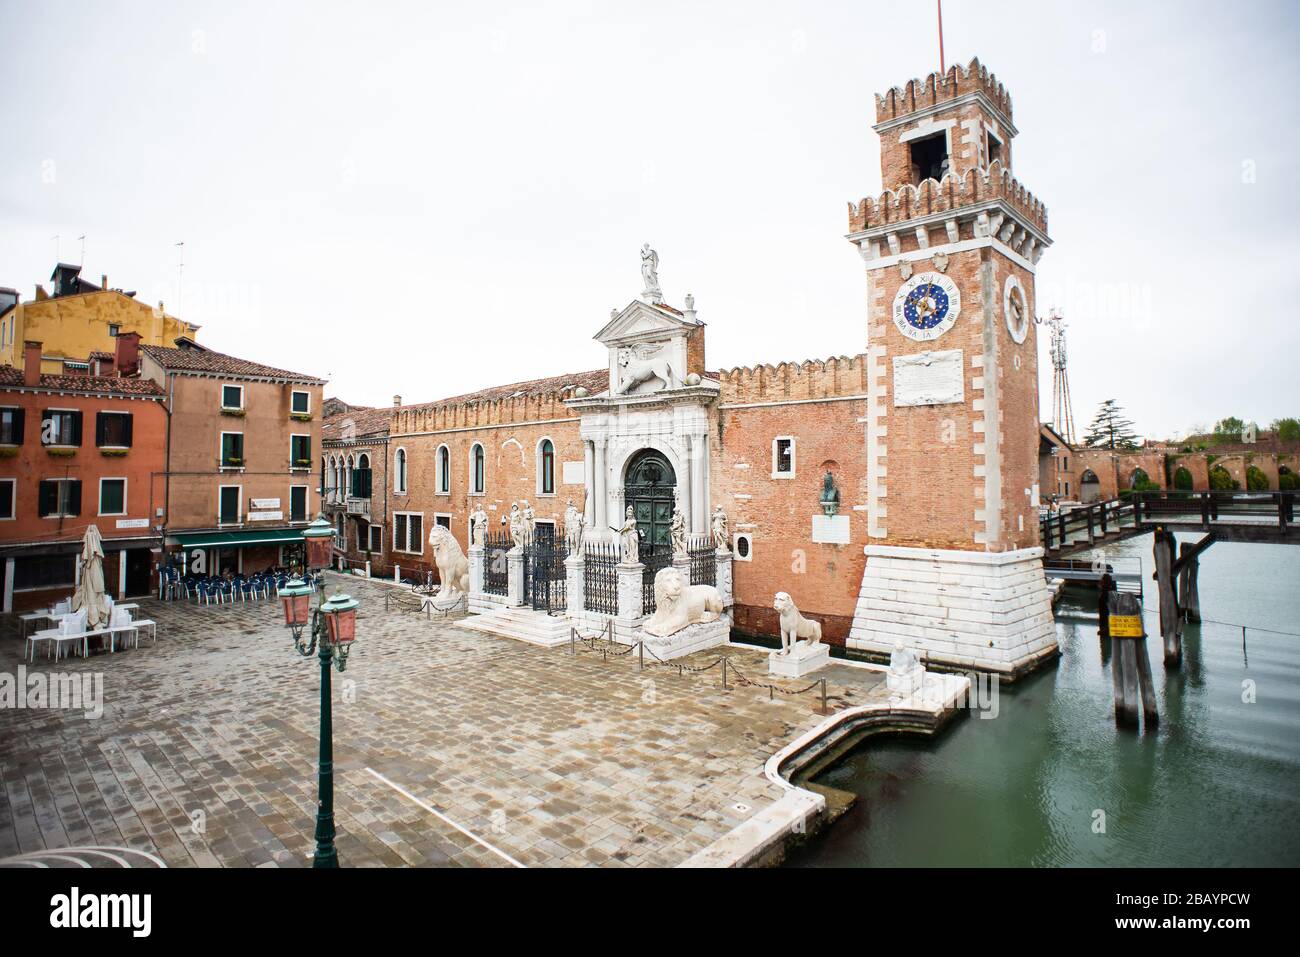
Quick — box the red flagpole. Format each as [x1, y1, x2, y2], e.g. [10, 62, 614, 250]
[937, 0, 946, 74]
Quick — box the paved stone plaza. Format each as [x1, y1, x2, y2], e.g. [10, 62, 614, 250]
[0, 574, 890, 868]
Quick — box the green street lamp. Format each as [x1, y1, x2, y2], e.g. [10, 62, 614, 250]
[279, 514, 359, 869]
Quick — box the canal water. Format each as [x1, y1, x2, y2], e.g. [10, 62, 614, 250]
[785, 533, 1300, 867]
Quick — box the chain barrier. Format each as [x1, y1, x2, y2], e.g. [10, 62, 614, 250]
[568, 620, 833, 713]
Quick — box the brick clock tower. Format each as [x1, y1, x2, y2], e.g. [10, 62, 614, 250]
[845, 59, 1057, 678]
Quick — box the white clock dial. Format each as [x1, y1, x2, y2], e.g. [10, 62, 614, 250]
[892, 272, 961, 342]
[1004, 274, 1029, 344]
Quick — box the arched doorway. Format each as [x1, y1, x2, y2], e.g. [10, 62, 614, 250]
[624, 449, 676, 547]
[1080, 469, 1101, 504]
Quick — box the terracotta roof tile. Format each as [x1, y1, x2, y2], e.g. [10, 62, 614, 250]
[0, 365, 165, 397]
[141, 344, 324, 384]
[398, 368, 610, 414]
[322, 405, 391, 441]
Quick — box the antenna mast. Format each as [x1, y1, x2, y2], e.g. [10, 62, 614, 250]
[1047, 311, 1076, 445]
[937, 0, 946, 74]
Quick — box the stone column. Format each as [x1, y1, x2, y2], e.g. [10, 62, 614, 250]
[565, 553, 585, 619]
[715, 549, 734, 613]
[593, 440, 608, 535]
[583, 440, 595, 527]
[467, 544, 484, 595]
[692, 434, 709, 534]
[616, 561, 644, 622]
[681, 435, 694, 535]
[506, 547, 525, 607]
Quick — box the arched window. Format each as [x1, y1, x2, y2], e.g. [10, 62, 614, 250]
[437, 445, 450, 495]
[539, 438, 555, 495]
[394, 447, 407, 494]
[471, 443, 485, 494]
[352, 453, 372, 499]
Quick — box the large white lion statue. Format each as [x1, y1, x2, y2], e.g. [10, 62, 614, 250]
[616, 350, 674, 394]
[774, 592, 822, 656]
[642, 567, 725, 638]
[428, 526, 470, 599]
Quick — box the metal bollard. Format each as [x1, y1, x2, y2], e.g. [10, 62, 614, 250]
[820, 678, 827, 713]
[638, 640, 644, 672]
[721, 658, 728, 691]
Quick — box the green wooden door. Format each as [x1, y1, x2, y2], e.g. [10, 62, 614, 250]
[624, 450, 676, 548]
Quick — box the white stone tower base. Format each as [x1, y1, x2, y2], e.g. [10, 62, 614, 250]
[848, 545, 1058, 679]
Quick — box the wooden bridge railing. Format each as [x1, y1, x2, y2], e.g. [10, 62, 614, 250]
[1041, 490, 1297, 552]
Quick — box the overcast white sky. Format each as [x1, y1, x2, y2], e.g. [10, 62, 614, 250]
[2, 0, 1296, 439]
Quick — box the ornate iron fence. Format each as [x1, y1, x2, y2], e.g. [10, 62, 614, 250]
[583, 540, 618, 615]
[524, 526, 568, 614]
[688, 535, 715, 586]
[641, 541, 673, 614]
[482, 531, 511, 597]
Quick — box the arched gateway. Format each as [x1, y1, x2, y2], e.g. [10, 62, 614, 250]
[624, 449, 676, 547]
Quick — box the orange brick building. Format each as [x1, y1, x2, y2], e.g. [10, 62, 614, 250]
[0, 338, 168, 612]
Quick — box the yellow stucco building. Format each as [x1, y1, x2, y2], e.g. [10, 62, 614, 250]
[0, 264, 200, 373]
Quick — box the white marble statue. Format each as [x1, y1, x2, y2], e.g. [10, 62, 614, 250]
[470, 504, 489, 546]
[711, 504, 730, 553]
[641, 243, 662, 302]
[564, 499, 586, 557]
[774, 592, 822, 656]
[670, 502, 687, 560]
[428, 526, 470, 599]
[616, 347, 674, 394]
[521, 500, 536, 540]
[617, 506, 639, 564]
[641, 567, 725, 638]
[890, 642, 921, 675]
[505, 502, 524, 550]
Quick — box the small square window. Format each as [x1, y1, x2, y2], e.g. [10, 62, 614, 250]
[221, 432, 244, 468]
[219, 487, 240, 524]
[291, 391, 310, 415]
[221, 385, 243, 410]
[99, 478, 126, 516]
[108, 324, 121, 337]
[773, 437, 795, 478]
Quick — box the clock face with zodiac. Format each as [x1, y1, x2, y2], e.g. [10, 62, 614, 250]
[1004, 274, 1030, 344]
[892, 272, 961, 342]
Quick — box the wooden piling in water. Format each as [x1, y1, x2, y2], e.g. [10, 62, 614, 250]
[1109, 592, 1158, 729]
[1153, 528, 1182, 666]
[1178, 542, 1202, 624]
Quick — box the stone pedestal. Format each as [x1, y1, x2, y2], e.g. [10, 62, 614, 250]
[715, 549, 733, 612]
[848, 545, 1058, 677]
[639, 618, 730, 661]
[616, 561, 644, 621]
[423, 592, 468, 614]
[565, 554, 585, 618]
[886, 665, 925, 696]
[506, 547, 525, 607]
[671, 553, 690, 581]
[768, 641, 831, 677]
[467, 544, 484, 595]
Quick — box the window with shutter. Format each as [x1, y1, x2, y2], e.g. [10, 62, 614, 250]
[0, 479, 14, 520]
[0, 407, 23, 445]
[96, 412, 133, 448]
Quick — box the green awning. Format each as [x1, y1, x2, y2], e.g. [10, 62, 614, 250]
[169, 529, 306, 550]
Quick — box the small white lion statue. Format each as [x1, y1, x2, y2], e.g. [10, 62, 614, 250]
[774, 592, 822, 656]
[428, 526, 470, 599]
[642, 567, 724, 638]
[617, 350, 674, 394]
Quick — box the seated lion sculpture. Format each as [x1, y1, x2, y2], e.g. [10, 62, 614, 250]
[641, 567, 725, 638]
[773, 592, 821, 656]
[428, 526, 470, 599]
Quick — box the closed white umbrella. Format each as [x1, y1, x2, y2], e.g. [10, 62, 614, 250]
[72, 524, 110, 630]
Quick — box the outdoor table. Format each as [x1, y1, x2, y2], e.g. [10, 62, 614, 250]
[19, 611, 52, 640]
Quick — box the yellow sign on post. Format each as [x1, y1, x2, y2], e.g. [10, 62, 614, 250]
[1110, 615, 1144, 638]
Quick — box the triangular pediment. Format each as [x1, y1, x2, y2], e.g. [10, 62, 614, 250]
[594, 299, 699, 346]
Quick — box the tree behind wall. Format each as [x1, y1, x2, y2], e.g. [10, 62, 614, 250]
[1083, 399, 1140, 451]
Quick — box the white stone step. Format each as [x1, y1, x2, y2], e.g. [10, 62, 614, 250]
[458, 607, 573, 647]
